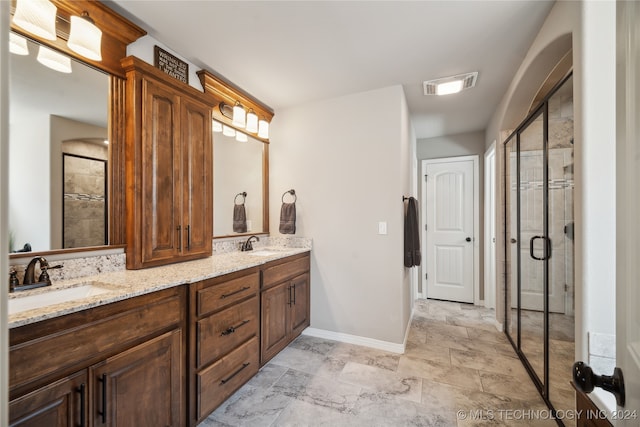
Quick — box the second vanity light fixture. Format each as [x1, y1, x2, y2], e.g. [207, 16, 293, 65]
[227, 101, 270, 139]
[12, 0, 103, 69]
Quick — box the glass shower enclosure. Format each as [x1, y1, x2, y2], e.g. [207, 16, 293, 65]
[504, 73, 575, 425]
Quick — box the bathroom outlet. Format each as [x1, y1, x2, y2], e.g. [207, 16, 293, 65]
[378, 221, 387, 235]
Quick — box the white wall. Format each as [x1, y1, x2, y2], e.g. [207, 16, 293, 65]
[270, 85, 414, 346]
[486, 0, 617, 369]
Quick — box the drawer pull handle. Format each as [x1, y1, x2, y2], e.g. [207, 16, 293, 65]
[98, 373, 107, 424]
[221, 362, 250, 385]
[221, 319, 250, 336]
[77, 383, 86, 427]
[220, 286, 251, 299]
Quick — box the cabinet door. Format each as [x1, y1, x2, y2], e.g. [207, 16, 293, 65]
[290, 273, 310, 338]
[141, 77, 182, 264]
[261, 282, 290, 364]
[181, 97, 212, 257]
[9, 370, 87, 427]
[91, 330, 183, 427]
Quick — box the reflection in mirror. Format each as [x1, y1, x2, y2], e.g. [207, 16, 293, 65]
[213, 127, 264, 236]
[8, 35, 108, 253]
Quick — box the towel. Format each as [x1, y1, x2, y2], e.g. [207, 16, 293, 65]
[279, 202, 296, 234]
[233, 204, 247, 233]
[404, 197, 421, 267]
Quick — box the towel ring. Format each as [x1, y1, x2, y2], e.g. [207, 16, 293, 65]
[235, 192, 247, 205]
[282, 189, 297, 203]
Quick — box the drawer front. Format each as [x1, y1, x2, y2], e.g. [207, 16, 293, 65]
[262, 254, 309, 289]
[197, 336, 259, 420]
[197, 296, 259, 368]
[197, 272, 259, 315]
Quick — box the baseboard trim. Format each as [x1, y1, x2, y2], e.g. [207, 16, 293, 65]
[302, 327, 406, 354]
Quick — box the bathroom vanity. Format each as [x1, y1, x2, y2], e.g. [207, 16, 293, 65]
[8, 249, 310, 427]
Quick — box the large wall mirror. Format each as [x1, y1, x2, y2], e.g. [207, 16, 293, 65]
[213, 131, 266, 237]
[8, 0, 146, 258]
[9, 35, 109, 253]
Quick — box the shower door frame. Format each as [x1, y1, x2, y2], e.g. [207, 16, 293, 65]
[503, 71, 573, 421]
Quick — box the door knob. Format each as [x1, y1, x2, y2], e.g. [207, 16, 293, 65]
[573, 361, 625, 406]
[465, 237, 472, 242]
[510, 238, 517, 244]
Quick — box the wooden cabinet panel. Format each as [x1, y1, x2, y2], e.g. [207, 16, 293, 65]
[123, 56, 213, 269]
[141, 77, 181, 265]
[197, 296, 259, 368]
[9, 370, 86, 427]
[197, 272, 259, 316]
[290, 273, 310, 338]
[10, 287, 183, 398]
[91, 329, 183, 427]
[260, 253, 311, 365]
[262, 255, 309, 289]
[181, 97, 212, 257]
[196, 337, 259, 420]
[260, 281, 290, 364]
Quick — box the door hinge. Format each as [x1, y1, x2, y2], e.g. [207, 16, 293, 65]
[425, 224, 428, 231]
[424, 174, 428, 182]
[425, 273, 428, 280]
[564, 283, 569, 292]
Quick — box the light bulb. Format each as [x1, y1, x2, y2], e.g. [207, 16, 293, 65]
[258, 119, 269, 139]
[246, 110, 258, 133]
[67, 12, 103, 61]
[232, 102, 246, 128]
[13, 0, 57, 41]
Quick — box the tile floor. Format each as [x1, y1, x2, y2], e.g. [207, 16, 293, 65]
[199, 299, 563, 426]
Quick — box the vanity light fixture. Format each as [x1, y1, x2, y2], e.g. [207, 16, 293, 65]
[236, 132, 248, 142]
[258, 118, 269, 139]
[12, 0, 57, 41]
[67, 11, 103, 61]
[423, 72, 478, 96]
[37, 45, 72, 73]
[232, 101, 246, 128]
[212, 120, 223, 133]
[222, 124, 236, 137]
[9, 33, 29, 55]
[246, 109, 258, 134]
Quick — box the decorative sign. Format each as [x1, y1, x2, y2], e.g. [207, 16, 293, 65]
[154, 46, 189, 84]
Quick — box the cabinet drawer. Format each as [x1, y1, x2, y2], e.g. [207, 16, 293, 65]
[197, 272, 259, 316]
[197, 337, 259, 420]
[262, 254, 310, 289]
[197, 296, 259, 368]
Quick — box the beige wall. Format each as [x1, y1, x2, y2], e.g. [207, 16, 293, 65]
[269, 85, 414, 346]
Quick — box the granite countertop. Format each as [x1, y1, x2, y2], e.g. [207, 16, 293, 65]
[8, 247, 310, 329]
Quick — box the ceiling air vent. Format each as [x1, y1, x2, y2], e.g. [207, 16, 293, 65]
[423, 72, 478, 96]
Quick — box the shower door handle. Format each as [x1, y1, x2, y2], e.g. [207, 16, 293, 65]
[529, 236, 552, 260]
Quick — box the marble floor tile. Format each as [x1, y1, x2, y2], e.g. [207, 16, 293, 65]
[450, 348, 530, 377]
[205, 384, 293, 427]
[352, 391, 456, 427]
[338, 362, 423, 403]
[245, 363, 288, 389]
[479, 371, 541, 401]
[404, 340, 452, 365]
[328, 342, 401, 372]
[397, 356, 483, 391]
[288, 334, 338, 356]
[272, 399, 358, 427]
[272, 369, 361, 414]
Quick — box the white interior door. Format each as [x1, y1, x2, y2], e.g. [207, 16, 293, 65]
[424, 158, 475, 303]
[616, 0, 640, 419]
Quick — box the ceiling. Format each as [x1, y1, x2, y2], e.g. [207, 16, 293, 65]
[107, 0, 555, 140]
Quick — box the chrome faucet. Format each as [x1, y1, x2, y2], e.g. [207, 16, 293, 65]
[241, 235, 260, 251]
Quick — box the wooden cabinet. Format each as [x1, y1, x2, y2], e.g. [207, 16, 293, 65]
[189, 268, 261, 425]
[9, 371, 87, 427]
[122, 56, 213, 269]
[9, 287, 186, 427]
[261, 253, 311, 364]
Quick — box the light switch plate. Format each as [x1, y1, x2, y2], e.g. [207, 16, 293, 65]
[378, 221, 387, 235]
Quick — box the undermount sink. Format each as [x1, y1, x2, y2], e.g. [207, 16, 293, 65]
[9, 282, 118, 315]
[248, 249, 284, 257]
